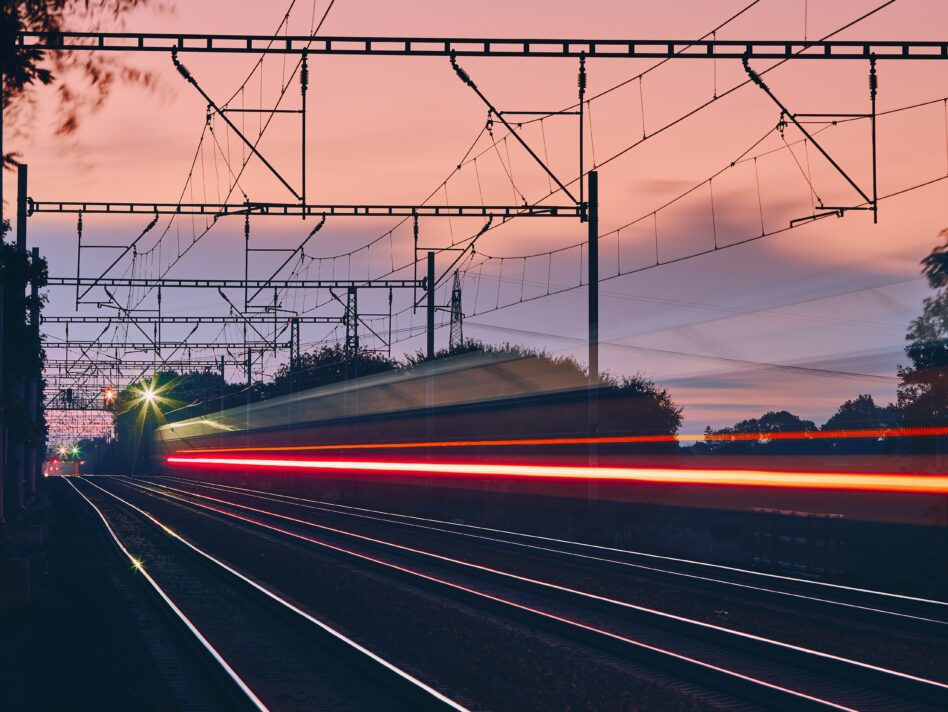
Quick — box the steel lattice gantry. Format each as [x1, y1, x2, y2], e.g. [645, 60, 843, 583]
[28, 201, 581, 218]
[15, 32, 948, 60]
[41, 315, 340, 324]
[46, 341, 291, 350]
[46, 277, 423, 289]
[21, 27, 948, 413]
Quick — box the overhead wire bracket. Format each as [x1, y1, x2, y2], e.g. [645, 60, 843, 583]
[450, 51, 578, 204]
[172, 50, 302, 200]
[743, 55, 878, 225]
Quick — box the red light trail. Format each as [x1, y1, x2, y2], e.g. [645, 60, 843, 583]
[166, 456, 948, 494]
[180, 425, 948, 454]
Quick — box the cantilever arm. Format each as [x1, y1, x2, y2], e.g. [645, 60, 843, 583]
[103, 287, 159, 349]
[172, 51, 301, 201]
[742, 57, 872, 206]
[437, 216, 493, 287]
[247, 214, 326, 304]
[217, 288, 270, 344]
[450, 52, 578, 204]
[78, 211, 159, 302]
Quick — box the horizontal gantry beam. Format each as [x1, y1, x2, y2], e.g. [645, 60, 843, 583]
[44, 386, 115, 395]
[16, 32, 948, 60]
[46, 404, 110, 412]
[46, 359, 234, 369]
[47, 342, 290, 350]
[47, 277, 422, 289]
[42, 315, 340, 324]
[28, 200, 580, 218]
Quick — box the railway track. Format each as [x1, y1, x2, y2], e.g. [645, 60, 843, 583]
[78, 478, 751, 712]
[151, 475, 948, 638]
[96, 474, 948, 711]
[64, 477, 466, 712]
[146, 477, 948, 648]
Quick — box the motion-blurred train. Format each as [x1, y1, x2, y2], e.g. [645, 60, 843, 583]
[155, 350, 948, 531]
[156, 350, 676, 464]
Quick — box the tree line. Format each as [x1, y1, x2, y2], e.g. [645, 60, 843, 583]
[698, 229, 947, 457]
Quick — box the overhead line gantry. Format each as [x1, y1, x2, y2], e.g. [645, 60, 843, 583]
[48, 341, 293, 350]
[16, 32, 948, 60]
[28, 201, 580, 219]
[41, 315, 341, 324]
[46, 277, 423, 289]
[17, 26, 948, 439]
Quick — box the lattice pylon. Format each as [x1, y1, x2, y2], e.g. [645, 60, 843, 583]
[344, 287, 359, 354]
[449, 271, 464, 351]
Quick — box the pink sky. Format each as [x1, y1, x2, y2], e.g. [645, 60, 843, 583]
[8, 0, 948, 431]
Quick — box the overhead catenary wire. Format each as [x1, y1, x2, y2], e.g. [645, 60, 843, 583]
[52, 0, 914, 406]
[476, 88, 948, 267]
[397, 1, 905, 289]
[463, 321, 898, 385]
[455, 172, 947, 322]
[51, 1, 334, 399]
[288, 0, 776, 315]
[135, 0, 792, 348]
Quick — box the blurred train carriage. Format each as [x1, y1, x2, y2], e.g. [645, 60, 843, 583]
[155, 351, 946, 592]
[155, 350, 679, 463]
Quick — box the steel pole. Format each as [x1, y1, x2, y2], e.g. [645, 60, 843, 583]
[28, 247, 40, 497]
[587, 171, 599, 476]
[426, 252, 436, 449]
[426, 251, 435, 360]
[587, 171, 599, 388]
[12, 165, 27, 510]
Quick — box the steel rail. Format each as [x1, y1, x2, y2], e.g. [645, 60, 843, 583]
[61, 477, 269, 711]
[77, 476, 468, 712]
[117, 476, 948, 711]
[151, 475, 948, 632]
[157, 475, 948, 620]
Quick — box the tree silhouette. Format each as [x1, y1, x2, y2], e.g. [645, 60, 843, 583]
[823, 394, 900, 431]
[822, 394, 902, 455]
[268, 344, 399, 397]
[898, 229, 948, 427]
[700, 410, 819, 456]
[1, 236, 47, 457]
[1, 0, 161, 166]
